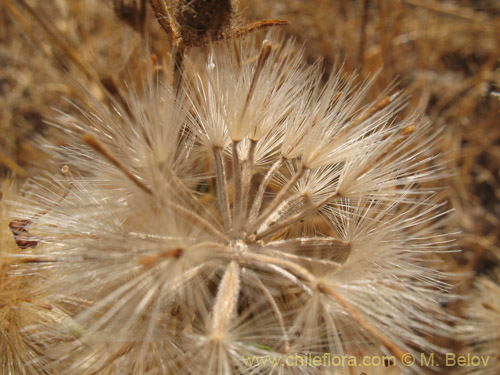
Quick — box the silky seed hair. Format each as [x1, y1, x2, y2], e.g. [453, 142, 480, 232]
[458, 272, 500, 375]
[0, 181, 75, 375]
[9, 30, 454, 374]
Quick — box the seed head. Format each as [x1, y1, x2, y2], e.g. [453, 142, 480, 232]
[11, 32, 453, 374]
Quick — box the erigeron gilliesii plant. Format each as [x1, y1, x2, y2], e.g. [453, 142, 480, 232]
[6, 27, 456, 375]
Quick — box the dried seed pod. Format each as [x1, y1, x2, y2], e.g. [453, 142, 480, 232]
[148, 0, 287, 91]
[175, 0, 233, 47]
[149, 0, 234, 49]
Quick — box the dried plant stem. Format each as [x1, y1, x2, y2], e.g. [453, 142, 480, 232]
[268, 237, 350, 262]
[248, 155, 284, 223]
[248, 165, 306, 235]
[351, 96, 392, 129]
[172, 46, 186, 94]
[14, 0, 99, 83]
[239, 250, 407, 363]
[148, 0, 187, 92]
[317, 283, 407, 362]
[241, 40, 272, 119]
[404, 0, 487, 21]
[254, 190, 340, 241]
[6, 0, 134, 118]
[264, 248, 343, 270]
[84, 134, 226, 240]
[240, 139, 257, 225]
[4, 0, 106, 114]
[213, 146, 232, 230]
[137, 248, 183, 267]
[231, 141, 243, 231]
[210, 262, 240, 339]
[83, 134, 153, 196]
[239, 252, 315, 284]
[148, 0, 177, 43]
[221, 19, 289, 40]
[259, 193, 309, 233]
[231, 42, 274, 231]
[0, 151, 27, 177]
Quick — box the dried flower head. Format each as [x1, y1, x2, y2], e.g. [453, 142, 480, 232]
[149, 0, 234, 48]
[10, 31, 453, 374]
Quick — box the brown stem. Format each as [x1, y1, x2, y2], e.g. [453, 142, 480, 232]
[173, 46, 186, 95]
[248, 165, 306, 235]
[83, 134, 153, 196]
[318, 283, 407, 362]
